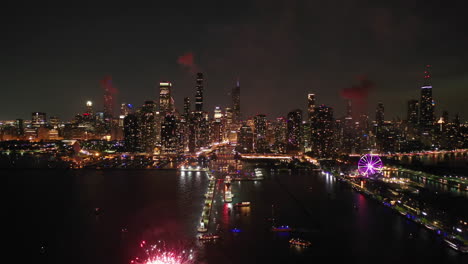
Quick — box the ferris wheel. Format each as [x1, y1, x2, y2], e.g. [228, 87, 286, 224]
[357, 154, 383, 176]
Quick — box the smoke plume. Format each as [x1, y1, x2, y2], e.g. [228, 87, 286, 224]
[100, 75, 118, 94]
[177, 52, 199, 74]
[340, 75, 375, 115]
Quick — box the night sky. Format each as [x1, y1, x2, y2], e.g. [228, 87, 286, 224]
[2, 0, 468, 121]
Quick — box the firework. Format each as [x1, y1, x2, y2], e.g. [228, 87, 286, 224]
[131, 240, 195, 264]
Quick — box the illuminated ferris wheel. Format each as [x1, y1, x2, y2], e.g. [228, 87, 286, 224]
[357, 154, 383, 176]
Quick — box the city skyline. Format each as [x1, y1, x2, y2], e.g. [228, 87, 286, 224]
[2, 2, 468, 120]
[0, 66, 464, 124]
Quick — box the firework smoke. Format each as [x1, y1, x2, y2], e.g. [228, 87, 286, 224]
[340, 75, 375, 116]
[177, 52, 199, 74]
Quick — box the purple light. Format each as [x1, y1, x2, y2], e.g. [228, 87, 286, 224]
[358, 154, 383, 176]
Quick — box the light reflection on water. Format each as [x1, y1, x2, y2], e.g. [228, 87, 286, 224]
[6, 168, 468, 264]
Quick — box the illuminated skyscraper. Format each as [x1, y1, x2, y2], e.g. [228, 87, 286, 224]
[232, 80, 241, 123]
[159, 82, 173, 113]
[420, 65, 435, 133]
[161, 114, 178, 154]
[273, 117, 287, 153]
[124, 113, 140, 152]
[49, 116, 59, 129]
[254, 114, 268, 152]
[195, 73, 204, 112]
[83, 101, 94, 121]
[31, 112, 46, 128]
[15, 119, 24, 137]
[237, 122, 254, 153]
[121, 103, 134, 116]
[211, 106, 223, 143]
[311, 105, 334, 157]
[225, 108, 233, 125]
[376, 102, 384, 126]
[214, 106, 222, 122]
[287, 109, 303, 152]
[86, 101, 94, 116]
[139, 101, 157, 153]
[183, 97, 191, 120]
[307, 94, 315, 121]
[407, 99, 419, 125]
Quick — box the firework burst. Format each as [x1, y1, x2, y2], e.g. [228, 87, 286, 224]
[131, 240, 195, 264]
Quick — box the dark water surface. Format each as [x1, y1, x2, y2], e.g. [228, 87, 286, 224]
[5, 169, 467, 264]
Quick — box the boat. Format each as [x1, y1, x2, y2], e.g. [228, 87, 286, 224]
[424, 223, 438, 231]
[198, 233, 220, 240]
[197, 222, 208, 233]
[444, 236, 468, 253]
[234, 202, 251, 207]
[289, 238, 311, 247]
[272, 225, 292, 232]
[179, 165, 209, 172]
[230, 227, 241, 233]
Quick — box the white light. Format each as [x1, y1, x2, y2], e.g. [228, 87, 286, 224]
[86, 101, 93, 107]
[456, 228, 462, 233]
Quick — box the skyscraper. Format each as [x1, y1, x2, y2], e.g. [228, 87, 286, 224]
[254, 114, 268, 152]
[159, 82, 172, 113]
[31, 112, 46, 128]
[120, 103, 134, 116]
[407, 99, 419, 125]
[420, 65, 435, 133]
[139, 101, 157, 153]
[86, 101, 94, 116]
[211, 106, 223, 144]
[161, 114, 178, 154]
[237, 122, 254, 153]
[124, 113, 140, 152]
[183, 97, 191, 120]
[102, 77, 114, 120]
[376, 102, 384, 126]
[287, 109, 303, 152]
[307, 94, 315, 121]
[273, 117, 287, 153]
[232, 80, 241, 123]
[15, 119, 24, 137]
[311, 105, 334, 157]
[195, 73, 204, 112]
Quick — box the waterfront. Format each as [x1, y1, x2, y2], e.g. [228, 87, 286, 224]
[6, 167, 467, 263]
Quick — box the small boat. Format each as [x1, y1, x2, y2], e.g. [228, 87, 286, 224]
[179, 165, 209, 172]
[198, 233, 220, 240]
[197, 222, 208, 233]
[444, 236, 468, 253]
[272, 225, 292, 232]
[230, 227, 241, 233]
[289, 238, 311, 247]
[234, 202, 251, 207]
